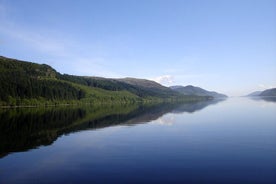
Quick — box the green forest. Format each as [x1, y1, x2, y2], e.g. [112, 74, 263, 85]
[0, 56, 211, 107]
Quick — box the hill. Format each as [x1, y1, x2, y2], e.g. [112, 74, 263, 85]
[116, 77, 179, 98]
[246, 91, 262, 96]
[0, 56, 85, 103]
[259, 88, 276, 97]
[170, 85, 227, 98]
[0, 56, 210, 106]
[247, 88, 276, 97]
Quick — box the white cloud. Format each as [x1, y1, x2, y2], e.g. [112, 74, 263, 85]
[152, 75, 174, 86]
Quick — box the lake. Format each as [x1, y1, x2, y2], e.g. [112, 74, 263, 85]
[0, 97, 276, 183]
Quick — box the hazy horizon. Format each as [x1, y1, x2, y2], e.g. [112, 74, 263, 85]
[0, 0, 275, 96]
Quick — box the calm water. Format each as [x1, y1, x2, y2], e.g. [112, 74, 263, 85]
[0, 97, 276, 183]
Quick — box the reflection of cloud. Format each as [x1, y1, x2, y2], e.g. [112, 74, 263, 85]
[154, 115, 175, 126]
[153, 75, 174, 86]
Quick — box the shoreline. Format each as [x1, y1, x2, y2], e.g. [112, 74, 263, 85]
[0, 97, 213, 109]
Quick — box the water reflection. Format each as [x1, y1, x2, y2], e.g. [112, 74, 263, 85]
[172, 99, 224, 113]
[1, 98, 276, 184]
[249, 96, 276, 103]
[0, 99, 222, 158]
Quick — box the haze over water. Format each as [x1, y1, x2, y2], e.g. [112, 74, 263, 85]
[0, 97, 275, 183]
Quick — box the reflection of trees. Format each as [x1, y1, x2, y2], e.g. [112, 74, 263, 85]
[0, 107, 86, 158]
[171, 99, 224, 114]
[0, 99, 223, 158]
[250, 96, 276, 103]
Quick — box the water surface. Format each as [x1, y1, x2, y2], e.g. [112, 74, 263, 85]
[0, 98, 275, 183]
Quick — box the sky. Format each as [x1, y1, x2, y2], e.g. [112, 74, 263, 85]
[0, 0, 275, 96]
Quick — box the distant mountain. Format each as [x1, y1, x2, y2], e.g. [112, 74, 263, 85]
[118, 77, 168, 90]
[247, 88, 276, 97]
[247, 88, 276, 103]
[116, 77, 178, 98]
[170, 85, 184, 90]
[247, 91, 262, 96]
[170, 85, 227, 99]
[259, 88, 276, 97]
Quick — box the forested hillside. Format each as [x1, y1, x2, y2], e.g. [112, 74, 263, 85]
[0, 56, 85, 104]
[0, 56, 211, 106]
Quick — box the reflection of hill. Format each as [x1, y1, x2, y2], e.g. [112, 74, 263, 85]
[261, 97, 276, 102]
[0, 107, 87, 158]
[0, 100, 223, 158]
[249, 96, 276, 103]
[46, 104, 183, 137]
[171, 99, 224, 113]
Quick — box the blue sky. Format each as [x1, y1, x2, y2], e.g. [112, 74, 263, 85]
[0, 0, 275, 96]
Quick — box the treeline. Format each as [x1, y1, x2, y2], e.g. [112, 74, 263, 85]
[0, 57, 85, 104]
[0, 69, 85, 103]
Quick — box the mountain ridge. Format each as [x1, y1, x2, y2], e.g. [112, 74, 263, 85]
[246, 91, 262, 96]
[247, 88, 276, 97]
[259, 88, 276, 97]
[170, 85, 227, 99]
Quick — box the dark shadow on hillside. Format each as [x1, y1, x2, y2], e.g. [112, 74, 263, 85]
[0, 99, 223, 158]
